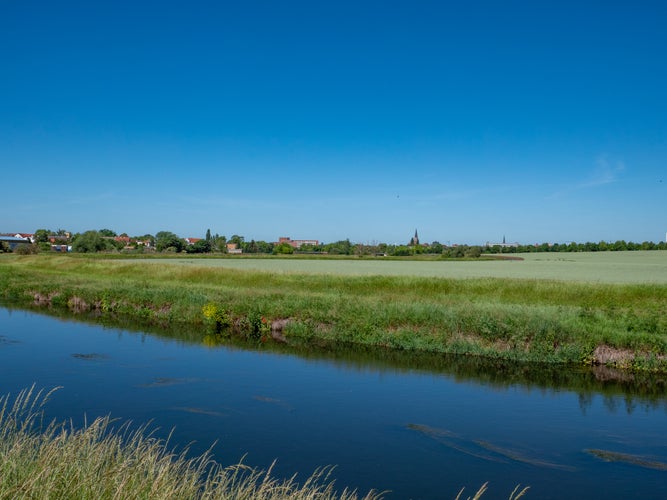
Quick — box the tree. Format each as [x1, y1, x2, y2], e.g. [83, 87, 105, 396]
[613, 240, 628, 251]
[243, 240, 259, 253]
[256, 240, 274, 254]
[392, 245, 413, 256]
[229, 234, 244, 246]
[72, 230, 114, 253]
[205, 229, 211, 241]
[185, 239, 212, 253]
[464, 246, 482, 258]
[34, 229, 51, 243]
[324, 239, 352, 255]
[273, 242, 294, 254]
[155, 231, 186, 252]
[443, 246, 465, 258]
[429, 241, 444, 254]
[133, 234, 155, 247]
[99, 228, 117, 237]
[211, 234, 227, 253]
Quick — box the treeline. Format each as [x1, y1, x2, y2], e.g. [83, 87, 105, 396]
[283, 239, 667, 257]
[4, 228, 667, 257]
[482, 240, 667, 254]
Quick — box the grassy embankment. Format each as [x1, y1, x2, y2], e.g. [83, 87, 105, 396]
[1, 254, 666, 371]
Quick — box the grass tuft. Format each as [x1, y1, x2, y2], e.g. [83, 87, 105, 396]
[0, 386, 528, 499]
[0, 386, 384, 499]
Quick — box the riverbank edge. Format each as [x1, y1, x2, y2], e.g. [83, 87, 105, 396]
[1, 255, 666, 373]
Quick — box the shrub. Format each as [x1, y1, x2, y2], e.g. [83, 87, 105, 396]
[202, 303, 231, 332]
[14, 244, 39, 255]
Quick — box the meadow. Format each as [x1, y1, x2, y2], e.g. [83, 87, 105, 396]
[1, 252, 666, 371]
[142, 250, 667, 284]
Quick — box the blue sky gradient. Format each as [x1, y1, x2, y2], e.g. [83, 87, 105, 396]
[2, 1, 666, 244]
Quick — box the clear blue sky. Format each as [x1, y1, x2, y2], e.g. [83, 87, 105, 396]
[2, 1, 666, 245]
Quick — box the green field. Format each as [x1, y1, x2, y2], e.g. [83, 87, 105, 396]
[142, 251, 667, 284]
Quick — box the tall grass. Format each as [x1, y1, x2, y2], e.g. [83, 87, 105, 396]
[0, 386, 382, 499]
[0, 386, 523, 499]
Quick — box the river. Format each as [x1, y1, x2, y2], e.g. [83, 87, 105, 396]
[1, 305, 666, 499]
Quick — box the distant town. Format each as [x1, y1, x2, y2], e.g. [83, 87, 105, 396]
[2, 228, 666, 257]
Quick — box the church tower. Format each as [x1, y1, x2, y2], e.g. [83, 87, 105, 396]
[410, 229, 420, 246]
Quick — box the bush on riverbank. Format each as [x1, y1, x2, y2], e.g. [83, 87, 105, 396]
[1, 255, 666, 371]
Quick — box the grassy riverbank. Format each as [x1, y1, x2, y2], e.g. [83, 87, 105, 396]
[1, 254, 666, 371]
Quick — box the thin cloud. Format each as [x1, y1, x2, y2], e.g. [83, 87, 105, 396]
[547, 155, 625, 199]
[583, 155, 625, 187]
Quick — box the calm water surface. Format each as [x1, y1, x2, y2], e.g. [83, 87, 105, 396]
[1, 306, 666, 499]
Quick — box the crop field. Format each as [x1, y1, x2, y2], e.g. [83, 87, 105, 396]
[146, 251, 667, 284]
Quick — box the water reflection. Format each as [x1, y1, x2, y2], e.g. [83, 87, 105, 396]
[2, 302, 667, 499]
[3, 301, 666, 416]
[584, 449, 667, 471]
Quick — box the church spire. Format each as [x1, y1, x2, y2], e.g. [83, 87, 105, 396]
[410, 229, 420, 246]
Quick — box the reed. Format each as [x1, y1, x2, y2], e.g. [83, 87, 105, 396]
[0, 386, 382, 499]
[0, 386, 524, 499]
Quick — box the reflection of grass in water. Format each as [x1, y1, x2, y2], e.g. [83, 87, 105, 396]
[475, 441, 575, 471]
[139, 377, 199, 387]
[406, 422, 457, 438]
[407, 423, 573, 470]
[585, 449, 667, 470]
[406, 424, 506, 463]
[253, 395, 294, 411]
[0, 386, 383, 499]
[172, 406, 228, 417]
[71, 352, 108, 360]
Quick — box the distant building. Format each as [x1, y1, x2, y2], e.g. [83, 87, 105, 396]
[184, 237, 202, 245]
[48, 234, 70, 244]
[13, 233, 34, 243]
[227, 243, 242, 254]
[485, 235, 519, 248]
[50, 244, 71, 252]
[277, 237, 319, 249]
[0, 235, 32, 250]
[409, 229, 420, 246]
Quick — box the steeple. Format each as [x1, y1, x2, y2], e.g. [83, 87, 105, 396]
[410, 229, 419, 246]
